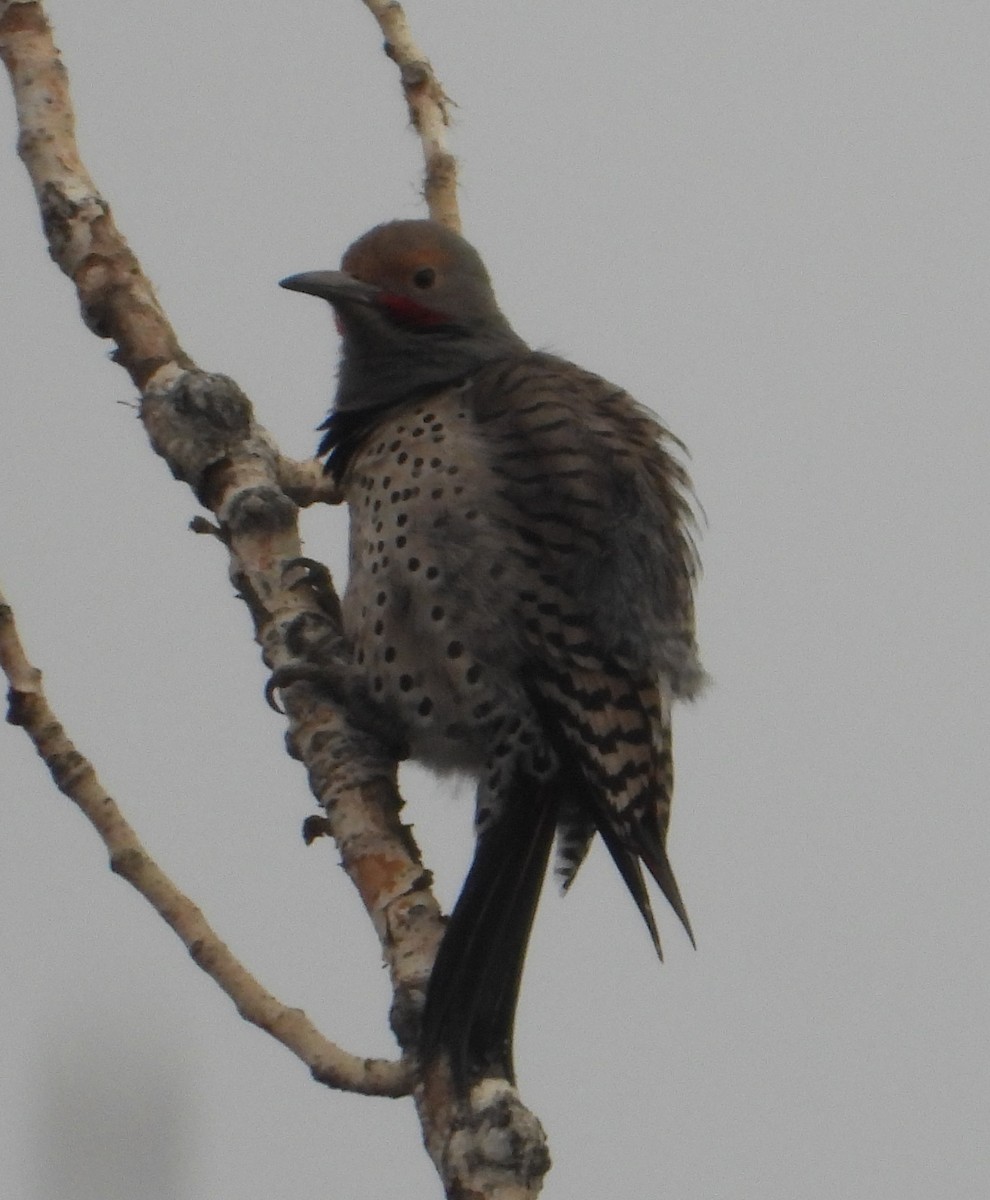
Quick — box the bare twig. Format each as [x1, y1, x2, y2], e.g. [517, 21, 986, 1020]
[0, 589, 409, 1097]
[360, 0, 460, 232]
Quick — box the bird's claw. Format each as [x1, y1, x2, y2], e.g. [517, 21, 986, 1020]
[265, 662, 410, 760]
[265, 662, 348, 712]
[282, 556, 342, 624]
[302, 814, 333, 844]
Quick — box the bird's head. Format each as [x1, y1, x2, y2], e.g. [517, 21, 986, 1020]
[281, 221, 527, 412]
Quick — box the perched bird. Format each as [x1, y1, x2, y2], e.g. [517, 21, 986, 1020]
[280, 220, 704, 1091]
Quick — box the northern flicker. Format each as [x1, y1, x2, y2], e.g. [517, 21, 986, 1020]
[280, 220, 704, 1090]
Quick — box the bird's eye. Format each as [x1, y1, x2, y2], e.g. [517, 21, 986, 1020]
[412, 267, 437, 289]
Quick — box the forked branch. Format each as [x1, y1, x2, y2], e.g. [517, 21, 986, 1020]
[1, 2, 548, 1194]
[0, 0, 436, 1091]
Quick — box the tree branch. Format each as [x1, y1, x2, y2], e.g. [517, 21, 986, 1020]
[360, 0, 460, 232]
[0, 0, 440, 1090]
[2, 2, 551, 1193]
[0, 588, 409, 1097]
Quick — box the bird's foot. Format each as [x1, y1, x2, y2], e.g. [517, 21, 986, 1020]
[266, 660, 408, 760]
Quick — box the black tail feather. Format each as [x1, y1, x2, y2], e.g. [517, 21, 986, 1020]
[419, 776, 559, 1089]
[593, 815, 664, 957]
[638, 827, 695, 948]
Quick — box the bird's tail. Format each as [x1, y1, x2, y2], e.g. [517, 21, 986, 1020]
[419, 774, 558, 1091]
[528, 670, 694, 956]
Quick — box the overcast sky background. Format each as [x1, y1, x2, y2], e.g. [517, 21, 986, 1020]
[2, 3, 988, 1198]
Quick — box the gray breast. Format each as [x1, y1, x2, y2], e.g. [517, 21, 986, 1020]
[340, 388, 532, 773]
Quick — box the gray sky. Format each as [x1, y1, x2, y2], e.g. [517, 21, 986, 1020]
[3, 3, 988, 1197]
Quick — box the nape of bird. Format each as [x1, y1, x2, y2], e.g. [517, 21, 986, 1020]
[280, 220, 704, 1093]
